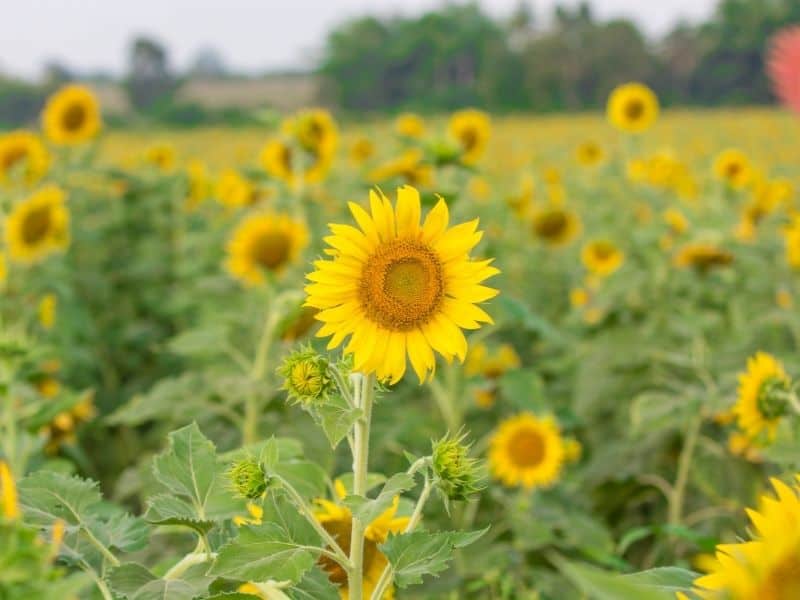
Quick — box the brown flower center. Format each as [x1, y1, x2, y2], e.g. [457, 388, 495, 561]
[592, 241, 616, 261]
[319, 515, 381, 586]
[359, 239, 444, 331]
[2, 145, 27, 171]
[507, 428, 546, 468]
[533, 210, 568, 239]
[459, 127, 479, 151]
[61, 103, 87, 132]
[251, 232, 291, 271]
[21, 206, 52, 245]
[624, 99, 645, 121]
[757, 552, 800, 600]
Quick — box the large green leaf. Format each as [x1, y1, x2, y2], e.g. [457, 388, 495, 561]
[554, 557, 675, 600]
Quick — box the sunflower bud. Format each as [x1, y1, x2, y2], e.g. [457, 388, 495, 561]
[757, 377, 791, 419]
[278, 348, 332, 404]
[228, 457, 268, 500]
[431, 432, 484, 501]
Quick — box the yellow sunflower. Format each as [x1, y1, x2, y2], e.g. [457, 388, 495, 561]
[575, 140, 606, 167]
[489, 412, 566, 490]
[395, 113, 426, 139]
[5, 185, 70, 264]
[38, 293, 57, 330]
[283, 108, 338, 159]
[733, 352, 791, 441]
[784, 217, 800, 268]
[465, 342, 520, 379]
[673, 242, 733, 272]
[369, 150, 432, 187]
[143, 142, 176, 172]
[215, 168, 259, 209]
[0, 130, 49, 185]
[226, 212, 309, 286]
[531, 206, 582, 247]
[694, 476, 800, 600]
[581, 239, 624, 277]
[448, 109, 491, 165]
[0, 252, 7, 285]
[314, 480, 408, 599]
[184, 160, 211, 210]
[606, 82, 659, 134]
[305, 185, 498, 384]
[349, 137, 375, 165]
[260, 138, 332, 185]
[41, 84, 102, 145]
[663, 208, 689, 235]
[0, 460, 20, 520]
[713, 149, 751, 189]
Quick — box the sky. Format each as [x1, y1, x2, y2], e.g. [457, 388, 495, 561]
[0, 0, 718, 80]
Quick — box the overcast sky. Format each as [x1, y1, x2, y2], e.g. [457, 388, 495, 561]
[0, 0, 718, 80]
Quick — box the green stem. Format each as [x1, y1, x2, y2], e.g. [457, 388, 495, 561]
[668, 414, 702, 527]
[82, 524, 121, 568]
[244, 297, 279, 445]
[428, 376, 460, 433]
[164, 551, 217, 580]
[348, 372, 376, 600]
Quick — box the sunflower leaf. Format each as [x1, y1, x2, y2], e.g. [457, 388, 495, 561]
[343, 472, 415, 525]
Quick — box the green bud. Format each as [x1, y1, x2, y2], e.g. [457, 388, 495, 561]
[431, 432, 485, 501]
[278, 347, 333, 404]
[228, 457, 268, 500]
[757, 377, 790, 420]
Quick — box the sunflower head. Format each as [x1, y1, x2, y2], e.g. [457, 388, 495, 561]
[465, 342, 520, 379]
[395, 113, 426, 139]
[260, 139, 296, 184]
[432, 432, 485, 501]
[713, 149, 752, 189]
[369, 150, 433, 187]
[278, 347, 333, 404]
[0, 130, 49, 185]
[305, 186, 498, 384]
[184, 160, 211, 209]
[42, 84, 102, 145]
[284, 109, 339, 158]
[143, 142, 177, 172]
[448, 109, 491, 165]
[38, 293, 57, 330]
[673, 242, 733, 273]
[663, 208, 689, 235]
[350, 137, 375, 164]
[226, 212, 309, 286]
[489, 412, 566, 490]
[575, 140, 605, 167]
[215, 168, 259, 209]
[581, 239, 624, 277]
[531, 206, 582, 247]
[734, 352, 791, 441]
[607, 83, 659, 134]
[5, 185, 70, 264]
[228, 457, 269, 500]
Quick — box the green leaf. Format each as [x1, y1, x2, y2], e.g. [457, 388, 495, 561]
[143, 494, 213, 535]
[554, 556, 674, 600]
[622, 567, 699, 593]
[209, 495, 321, 583]
[343, 473, 414, 525]
[131, 579, 197, 600]
[380, 528, 488, 588]
[106, 563, 157, 596]
[289, 567, 340, 600]
[307, 393, 362, 449]
[168, 326, 229, 359]
[274, 460, 327, 500]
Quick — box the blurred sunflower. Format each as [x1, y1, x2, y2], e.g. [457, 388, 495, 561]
[449, 109, 491, 165]
[5, 185, 70, 264]
[531, 206, 582, 247]
[38, 293, 57, 330]
[0, 130, 49, 185]
[0, 252, 6, 285]
[226, 212, 309, 286]
[694, 476, 800, 599]
[184, 160, 211, 210]
[42, 84, 102, 145]
[42, 393, 95, 453]
[489, 412, 566, 489]
[713, 149, 751, 189]
[465, 342, 520, 408]
[574, 140, 605, 167]
[673, 242, 733, 272]
[305, 186, 498, 384]
[581, 239, 624, 277]
[369, 150, 432, 187]
[215, 168, 258, 208]
[734, 352, 791, 441]
[395, 112, 426, 139]
[784, 216, 800, 268]
[260, 138, 331, 185]
[283, 108, 339, 160]
[606, 83, 659, 133]
[143, 142, 176, 172]
[314, 480, 408, 599]
[349, 136, 375, 165]
[663, 208, 689, 235]
[0, 460, 20, 520]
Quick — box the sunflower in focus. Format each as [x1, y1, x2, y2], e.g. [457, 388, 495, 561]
[694, 476, 800, 599]
[489, 412, 566, 489]
[0, 130, 49, 185]
[734, 352, 791, 441]
[713, 149, 751, 189]
[369, 150, 432, 187]
[5, 185, 70, 264]
[395, 113, 426, 139]
[143, 142, 176, 172]
[314, 480, 408, 599]
[581, 239, 624, 277]
[673, 242, 733, 273]
[531, 206, 582, 247]
[606, 83, 659, 133]
[305, 186, 498, 384]
[575, 140, 605, 167]
[226, 212, 309, 286]
[215, 168, 258, 209]
[42, 84, 102, 145]
[449, 109, 491, 165]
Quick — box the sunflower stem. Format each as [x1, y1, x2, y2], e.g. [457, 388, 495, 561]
[244, 289, 279, 445]
[348, 371, 376, 600]
[668, 413, 702, 527]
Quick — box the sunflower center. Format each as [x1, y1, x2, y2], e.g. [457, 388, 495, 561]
[280, 145, 293, 172]
[757, 552, 800, 600]
[2, 145, 27, 171]
[725, 162, 742, 179]
[534, 211, 568, 239]
[459, 127, 479, 151]
[507, 428, 546, 468]
[21, 206, 52, 245]
[61, 103, 87, 132]
[359, 239, 444, 331]
[251, 232, 291, 271]
[318, 515, 380, 586]
[624, 99, 645, 121]
[592, 242, 616, 261]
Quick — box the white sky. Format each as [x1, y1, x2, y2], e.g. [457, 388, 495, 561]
[0, 0, 718, 80]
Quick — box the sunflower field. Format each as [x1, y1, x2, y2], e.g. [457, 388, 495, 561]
[3, 75, 800, 600]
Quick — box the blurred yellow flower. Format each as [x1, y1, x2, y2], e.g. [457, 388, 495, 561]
[581, 239, 624, 277]
[143, 142, 177, 172]
[673, 242, 733, 273]
[369, 149, 432, 187]
[713, 149, 751, 189]
[0, 461, 20, 520]
[395, 112, 426, 139]
[606, 83, 659, 133]
[215, 168, 258, 208]
[734, 352, 790, 441]
[5, 185, 70, 264]
[38, 293, 57, 330]
[42, 84, 102, 145]
[0, 130, 49, 185]
[574, 140, 605, 167]
[449, 108, 491, 165]
[531, 206, 582, 247]
[465, 342, 520, 379]
[184, 160, 211, 210]
[663, 208, 689, 234]
[349, 136, 375, 164]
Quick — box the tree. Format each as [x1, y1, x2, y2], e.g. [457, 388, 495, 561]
[126, 36, 175, 111]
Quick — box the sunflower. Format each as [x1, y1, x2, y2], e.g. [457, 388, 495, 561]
[305, 186, 498, 384]
[42, 84, 102, 145]
[215, 168, 259, 209]
[575, 140, 605, 167]
[283, 108, 338, 160]
[784, 217, 800, 268]
[226, 212, 309, 286]
[38, 293, 57, 330]
[0, 130, 49, 185]
[489, 412, 566, 489]
[694, 476, 800, 599]
[0, 460, 20, 520]
[349, 137, 375, 165]
[184, 160, 211, 210]
[448, 109, 491, 165]
[673, 242, 733, 273]
[607, 83, 659, 133]
[733, 352, 791, 441]
[465, 342, 520, 379]
[0, 252, 6, 285]
[531, 206, 582, 247]
[260, 138, 332, 185]
[581, 239, 624, 277]
[663, 208, 689, 235]
[5, 185, 70, 264]
[314, 480, 408, 599]
[713, 149, 751, 189]
[143, 142, 176, 172]
[395, 113, 426, 139]
[369, 150, 432, 187]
